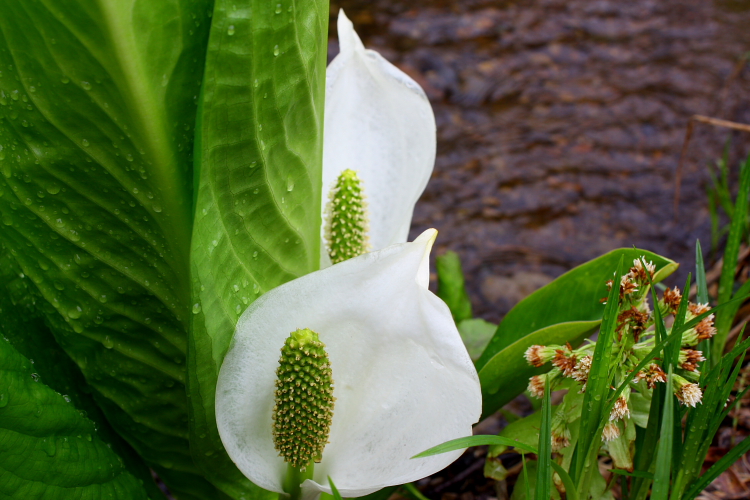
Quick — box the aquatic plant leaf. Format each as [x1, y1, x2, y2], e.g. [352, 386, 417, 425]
[0, 336, 158, 499]
[476, 248, 678, 371]
[188, 0, 328, 495]
[0, 249, 163, 499]
[0, 2, 220, 496]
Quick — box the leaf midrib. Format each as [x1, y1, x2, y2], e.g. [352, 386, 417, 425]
[95, 0, 192, 306]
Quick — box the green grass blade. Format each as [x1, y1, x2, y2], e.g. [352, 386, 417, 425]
[328, 477, 344, 500]
[650, 369, 675, 500]
[714, 154, 750, 359]
[402, 483, 430, 500]
[535, 378, 552, 500]
[681, 436, 750, 500]
[695, 241, 709, 304]
[413, 435, 537, 458]
[631, 383, 663, 500]
[573, 257, 623, 488]
[695, 240, 711, 373]
[523, 455, 532, 500]
[550, 462, 579, 500]
[667, 274, 692, 368]
[610, 469, 655, 480]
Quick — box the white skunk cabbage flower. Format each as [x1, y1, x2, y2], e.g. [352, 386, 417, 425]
[321, 10, 436, 267]
[216, 229, 481, 500]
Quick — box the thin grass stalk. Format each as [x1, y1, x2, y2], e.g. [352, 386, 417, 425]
[572, 258, 624, 495]
[713, 156, 750, 360]
[535, 377, 552, 500]
[695, 241, 712, 374]
[651, 368, 675, 500]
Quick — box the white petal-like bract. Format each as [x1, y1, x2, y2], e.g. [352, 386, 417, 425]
[321, 10, 436, 267]
[216, 230, 481, 499]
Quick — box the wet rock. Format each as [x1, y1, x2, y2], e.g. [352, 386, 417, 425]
[334, 0, 750, 322]
[481, 271, 555, 311]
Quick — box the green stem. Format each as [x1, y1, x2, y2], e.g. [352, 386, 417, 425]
[284, 462, 315, 500]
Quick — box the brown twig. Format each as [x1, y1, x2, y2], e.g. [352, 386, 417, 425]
[674, 115, 750, 218]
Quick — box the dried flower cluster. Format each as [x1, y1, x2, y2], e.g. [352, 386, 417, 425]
[523, 258, 713, 467]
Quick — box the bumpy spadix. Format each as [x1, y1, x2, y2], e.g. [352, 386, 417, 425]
[272, 328, 335, 470]
[320, 10, 436, 267]
[324, 170, 370, 263]
[216, 229, 481, 500]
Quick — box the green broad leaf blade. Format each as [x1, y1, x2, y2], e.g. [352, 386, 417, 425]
[188, 0, 328, 495]
[0, 2, 221, 497]
[0, 336, 157, 499]
[476, 249, 677, 371]
[495, 409, 550, 453]
[478, 320, 599, 419]
[508, 461, 570, 500]
[436, 251, 473, 322]
[629, 391, 651, 428]
[457, 318, 497, 362]
[0, 249, 163, 499]
[511, 459, 539, 500]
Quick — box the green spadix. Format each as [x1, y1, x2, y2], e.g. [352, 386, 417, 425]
[324, 169, 370, 264]
[272, 328, 335, 472]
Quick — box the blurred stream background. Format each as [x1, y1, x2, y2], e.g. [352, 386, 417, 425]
[329, 0, 750, 323]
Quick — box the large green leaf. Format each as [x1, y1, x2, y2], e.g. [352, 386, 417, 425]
[0, 245, 163, 499]
[0, 2, 218, 497]
[0, 337, 157, 499]
[476, 248, 677, 418]
[188, 0, 328, 496]
[476, 248, 678, 371]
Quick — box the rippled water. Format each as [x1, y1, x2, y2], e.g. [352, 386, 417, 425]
[331, 0, 750, 322]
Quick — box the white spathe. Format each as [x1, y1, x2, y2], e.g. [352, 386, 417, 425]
[321, 10, 436, 267]
[216, 229, 481, 499]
